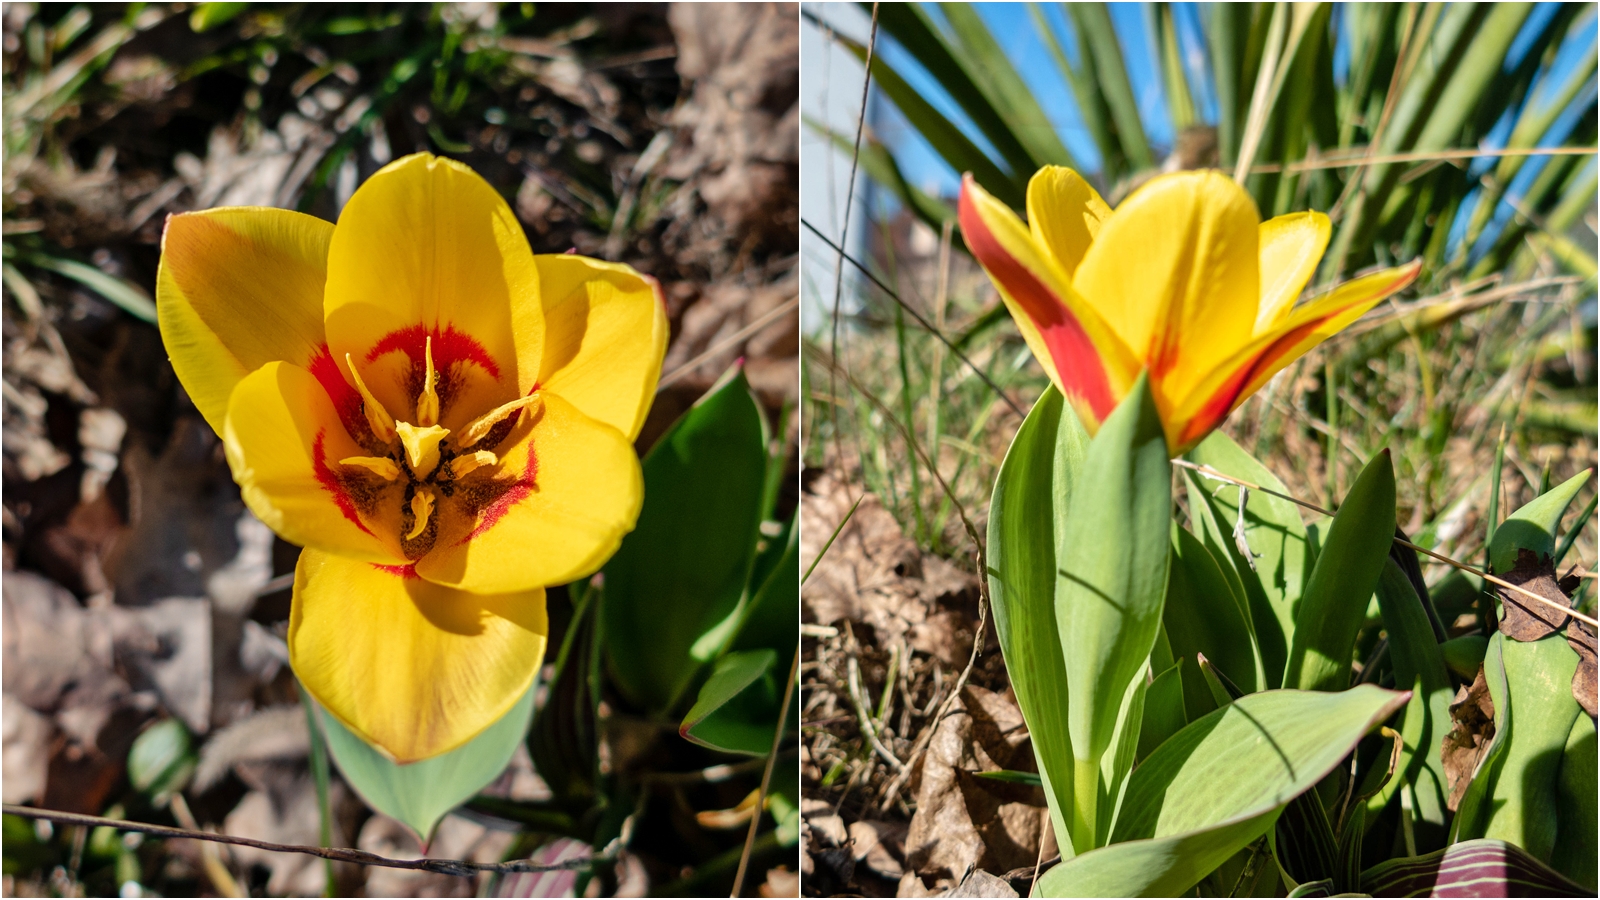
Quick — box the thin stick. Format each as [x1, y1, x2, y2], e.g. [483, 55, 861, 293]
[1253, 145, 1597, 175]
[803, 219, 1024, 417]
[1172, 459, 1600, 629]
[730, 646, 800, 898]
[1, 806, 600, 877]
[656, 297, 798, 391]
[846, 642, 905, 772]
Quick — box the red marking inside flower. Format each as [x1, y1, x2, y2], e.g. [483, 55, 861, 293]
[311, 430, 374, 536]
[308, 344, 366, 438]
[366, 324, 501, 380]
[463, 440, 538, 543]
[371, 563, 419, 579]
[959, 178, 1116, 422]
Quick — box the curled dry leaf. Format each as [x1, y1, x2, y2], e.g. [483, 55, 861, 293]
[1495, 549, 1574, 641]
[1442, 667, 1496, 812]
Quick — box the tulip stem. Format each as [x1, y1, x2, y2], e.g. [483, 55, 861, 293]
[1072, 755, 1100, 853]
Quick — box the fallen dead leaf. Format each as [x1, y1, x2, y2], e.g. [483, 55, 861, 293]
[1442, 666, 1496, 812]
[1495, 549, 1574, 641]
[2, 692, 52, 804]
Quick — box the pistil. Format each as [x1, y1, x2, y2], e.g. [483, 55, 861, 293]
[396, 421, 450, 477]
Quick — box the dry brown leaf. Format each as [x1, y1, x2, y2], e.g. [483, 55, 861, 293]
[1442, 667, 1496, 812]
[1495, 549, 1573, 641]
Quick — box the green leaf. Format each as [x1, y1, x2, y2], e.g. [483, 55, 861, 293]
[25, 252, 156, 322]
[1284, 450, 1396, 692]
[973, 769, 1045, 787]
[1452, 633, 1513, 844]
[940, 4, 1079, 171]
[1165, 525, 1263, 696]
[189, 2, 249, 32]
[1056, 374, 1170, 850]
[1136, 662, 1186, 764]
[833, 34, 1022, 211]
[603, 367, 767, 713]
[1066, 4, 1155, 171]
[1038, 685, 1410, 897]
[679, 649, 780, 756]
[1551, 714, 1598, 890]
[1480, 633, 1583, 863]
[1489, 470, 1592, 572]
[1439, 633, 1489, 680]
[1369, 558, 1451, 845]
[987, 386, 1084, 854]
[870, 3, 1038, 186]
[1187, 430, 1309, 686]
[127, 718, 195, 801]
[319, 681, 536, 842]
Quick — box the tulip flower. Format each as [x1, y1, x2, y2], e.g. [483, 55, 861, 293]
[959, 167, 1420, 453]
[157, 153, 667, 762]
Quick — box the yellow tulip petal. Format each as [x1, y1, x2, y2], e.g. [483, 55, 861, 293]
[289, 548, 547, 763]
[959, 174, 1137, 425]
[1026, 165, 1112, 278]
[223, 361, 407, 563]
[1255, 211, 1331, 332]
[534, 254, 669, 441]
[1171, 261, 1422, 452]
[157, 208, 333, 435]
[416, 391, 643, 594]
[1075, 170, 1261, 397]
[323, 153, 543, 431]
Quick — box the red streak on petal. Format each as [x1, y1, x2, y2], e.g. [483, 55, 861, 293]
[366, 324, 501, 380]
[371, 563, 419, 579]
[311, 429, 374, 536]
[1177, 265, 1421, 450]
[958, 178, 1116, 421]
[308, 344, 366, 438]
[462, 439, 538, 544]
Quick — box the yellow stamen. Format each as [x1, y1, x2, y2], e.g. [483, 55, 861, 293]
[457, 394, 542, 449]
[416, 335, 440, 427]
[339, 456, 400, 481]
[405, 486, 436, 540]
[448, 450, 498, 479]
[345, 353, 396, 444]
[396, 421, 451, 476]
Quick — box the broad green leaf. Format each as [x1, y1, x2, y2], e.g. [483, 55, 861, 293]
[1480, 633, 1583, 862]
[1039, 686, 1409, 897]
[1188, 430, 1309, 686]
[320, 682, 536, 842]
[679, 649, 779, 757]
[1551, 714, 1598, 890]
[1165, 524, 1263, 696]
[987, 386, 1084, 855]
[1489, 470, 1592, 572]
[1360, 838, 1592, 897]
[603, 367, 766, 713]
[1057, 375, 1170, 849]
[731, 515, 798, 658]
[1136, 662, 1185, 764]
[1369, 558, 1451, 845]
[1284, 450, 1396, 692]
[127, 718, 195, 801]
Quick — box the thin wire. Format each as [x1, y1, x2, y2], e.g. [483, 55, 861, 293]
[1173, 459, 1600, 629]
[802, 219, 1024, 417]
[0, 806, 600, 877]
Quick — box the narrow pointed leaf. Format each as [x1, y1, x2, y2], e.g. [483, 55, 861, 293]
[679, 649, 780, 756]
[1166, 525, 1263, 695]
[1136, 662, 1186, 764]
[1284, 450, 1396, 693]
[1057, 374, 1170, 848]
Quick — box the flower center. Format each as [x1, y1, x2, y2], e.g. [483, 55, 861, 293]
[334, 336, 539, 554]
